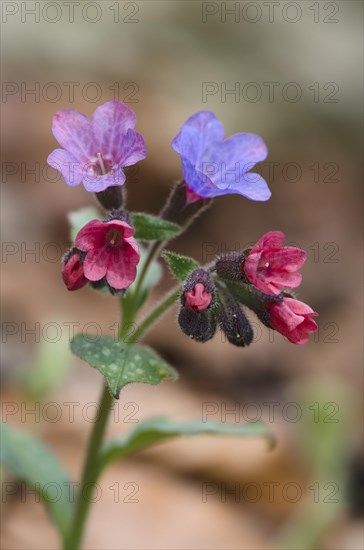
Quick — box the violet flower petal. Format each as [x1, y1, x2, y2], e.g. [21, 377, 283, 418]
[47, 149, 83, 187]
[52, 110, 95, 163]
[91, 100, 137, 160]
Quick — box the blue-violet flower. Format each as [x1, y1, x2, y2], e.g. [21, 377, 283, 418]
[172, 111, 270, 203]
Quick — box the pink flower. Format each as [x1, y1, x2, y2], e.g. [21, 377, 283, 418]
[62, 250, 88, 291]
[243, 231, 307, 296]
[268, 297, 318, 345]
[184, 283, 212, 312]
[75, 219, 140, 290]
[47, 100, 146, 192]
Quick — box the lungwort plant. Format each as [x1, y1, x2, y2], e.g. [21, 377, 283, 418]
[1, 101, 318, 549]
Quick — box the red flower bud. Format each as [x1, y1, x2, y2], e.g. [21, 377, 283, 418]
[62, 250, 87, 291]
[184, 283, 212, 312]
[268, 297, 318, 344]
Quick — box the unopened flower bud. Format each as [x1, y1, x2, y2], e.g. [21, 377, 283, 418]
[267, 297, 318, 345]
[182, 268, 215, 309]
[223, 281, 282, 328]
[178, 307, 217, 343]
[215, 252, 246, 282]
[61, 249, 87, 291]
[178, 268, 217, 342]
[219, 291, 253, 347]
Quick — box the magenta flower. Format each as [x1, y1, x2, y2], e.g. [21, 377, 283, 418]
[75, 219, 140, 290]
[47, 100, 146, 192]
[243, 231, 307, 296]
[62, 250, 88, 291]
[268, 297, 318, 345]
[184, 283, 212, 312]
[171, 111, 270, 203]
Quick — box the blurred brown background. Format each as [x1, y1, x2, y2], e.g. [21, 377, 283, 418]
[1, 1, 363, 549]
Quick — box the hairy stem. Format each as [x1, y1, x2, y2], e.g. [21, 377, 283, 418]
[65, 385, 113, 550]
[65, 284, 180, 549]
[66, 297, 141, 549]
[132, 287, 180, 342]
[132, 239, 165, 309]
[132, 182, 210, 312]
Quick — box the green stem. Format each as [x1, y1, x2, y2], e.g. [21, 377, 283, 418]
[66, 385, 113, 549]
[118, 294, 135, 341]
[132, 287, 180, 342]
[66, 300, 138, 549]
[66, 286, 180, 549]
[132, 240, 165, 312]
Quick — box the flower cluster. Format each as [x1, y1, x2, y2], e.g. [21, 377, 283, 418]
[50, 101, 271, 294]
[50, 100, 317, 345]
[179, 231, 318, 345]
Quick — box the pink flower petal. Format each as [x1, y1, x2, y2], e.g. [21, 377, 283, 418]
[185, 283, 212, 312]
[118, 129, 146, 166]
[82, 248, 108, 281]
[263, 281, 283, 295]
[243, 252, 261, 280]
[106, 242, 140, 289]
[107, 220, 135, 239]
[123, 234, 140, 251]
[52, 110, 95, 163]
[288, 316, 318, 344]
[244, 231, 307, 295]
[91, 100, 137, 161]
[47, 149, 83, 187]
[284, 297, 317, 316]
[269, 298, 318, 345]
[264, 247, 307, 271]
[253, 231, 285, 253]
[266, 271, 302, 290]
[75, 220, 107, 251]
[286, 328, 310, 345]
[270, 302, 303, 332]
[74, 217, 139, 290]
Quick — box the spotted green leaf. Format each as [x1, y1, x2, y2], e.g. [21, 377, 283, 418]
[70, 335, 178, 399]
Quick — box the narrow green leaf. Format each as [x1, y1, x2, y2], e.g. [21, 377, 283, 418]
[162, 251, 199, 281]
[70, 335, 178, 399]
[68, 206, 101, 241]
[97, 416, 275, 474]
[131, 212, 181, 241]
[0, 422, 74, 539]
